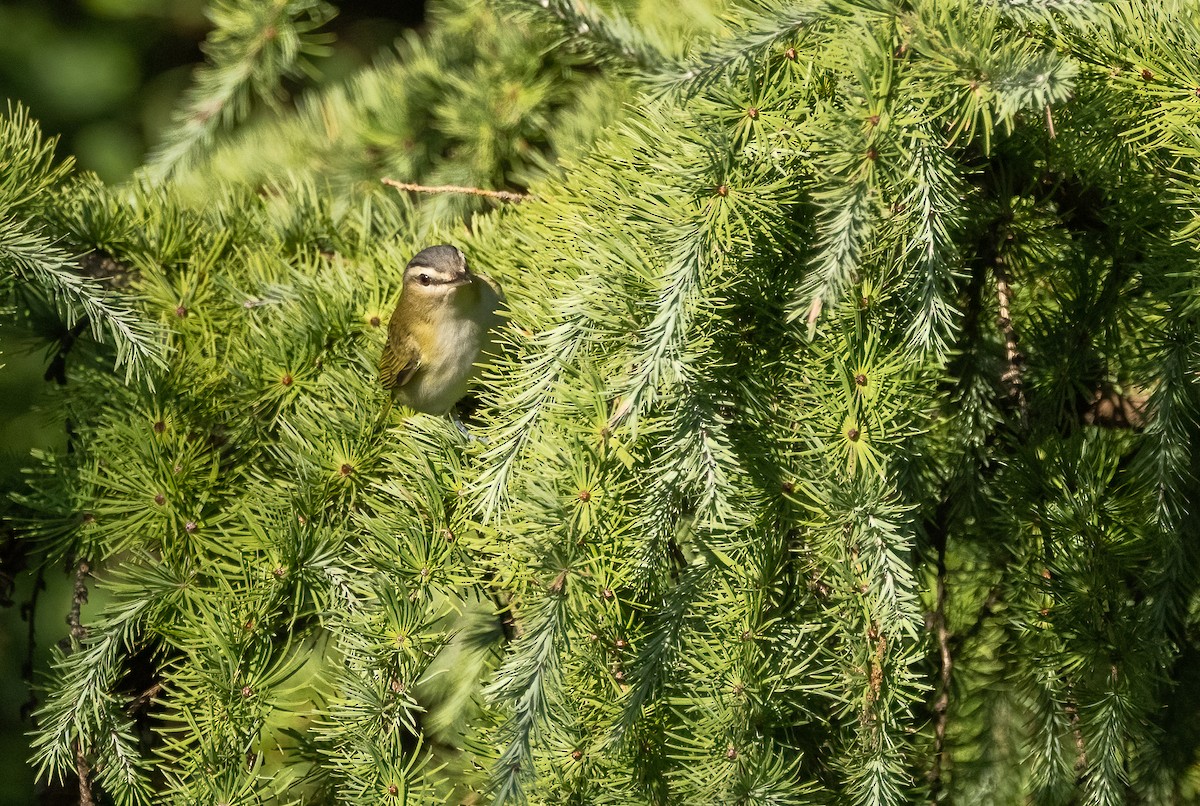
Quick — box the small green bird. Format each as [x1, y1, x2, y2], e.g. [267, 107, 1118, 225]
[379, 245, 505, 423]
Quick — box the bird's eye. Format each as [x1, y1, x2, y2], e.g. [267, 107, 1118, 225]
[418, 273, 431, 286]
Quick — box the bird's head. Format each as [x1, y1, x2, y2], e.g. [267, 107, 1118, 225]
[403, 245, 473, 294]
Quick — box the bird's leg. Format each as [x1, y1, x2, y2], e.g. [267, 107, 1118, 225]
[450, 408, 473, 441]
[449, 405, 490, 444]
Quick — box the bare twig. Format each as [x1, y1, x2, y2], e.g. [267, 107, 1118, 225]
[67, 559, 95, 804]
[382, 178, 530, 203]
[993, 256, 1027, 417]
[67, 559, 90, 645]
[127, 683, 164, 714]
[1065, 695, 1088, 773]
[928, 534, 952, 802]
[76, 741, 95, 806]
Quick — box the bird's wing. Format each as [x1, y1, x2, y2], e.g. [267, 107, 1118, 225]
[379, 331, 421, 390]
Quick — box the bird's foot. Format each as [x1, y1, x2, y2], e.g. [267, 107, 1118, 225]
[451, 411, 489, 444]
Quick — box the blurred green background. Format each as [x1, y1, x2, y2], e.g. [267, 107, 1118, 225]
[0, 2, 423, 801]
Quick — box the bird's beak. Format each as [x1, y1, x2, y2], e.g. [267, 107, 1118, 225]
[448, 269, 472, 287]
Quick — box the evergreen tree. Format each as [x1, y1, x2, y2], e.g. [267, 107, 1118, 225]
[4, 0, 1200, 803]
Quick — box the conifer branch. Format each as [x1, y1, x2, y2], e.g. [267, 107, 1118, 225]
[614, 230, 710, 430]
[791, 163, 875, 327]
[476, 317, 591, 520]
[1065, 696, 1087, 773]
[0, 103, 72, 212]
[497, 0, 664, 71]
[988, 0, 1111, 28]
[902, 134, 965, 358]
[0, 221, 165, 385]
[650, 6, 817, 97]
[0, 108, 163, 382]
[487, 591, 568, 804]
[614, 564, 707, 743]
[146, 0, 336, 179]
[381, 178, 530, 203]
[30, 563, 166, 801]
[126, 683, 163, 714]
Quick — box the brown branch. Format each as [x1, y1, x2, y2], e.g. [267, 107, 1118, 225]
[928, 534, 952, 802]
[1065, 695, 1088, 773]
[67, 559, 95, 804]
[127, 683, 163, 715]
[993, 253, 1027, 418]
[67, 559, 90, 645]
[76, 741, 95, 806]
[381, 177, 530, 203]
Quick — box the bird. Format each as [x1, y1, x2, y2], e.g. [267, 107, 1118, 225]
[379, 244, 505, 431]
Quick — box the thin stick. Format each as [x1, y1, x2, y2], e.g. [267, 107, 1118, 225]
[76, 741, 94, 806]
[928, 534, 952, 802]
[127, 683, 164, 714]
[1065, 693, 1088, 773]
[994, 263, 1027, 416]
[382, 178, 530, 203]
[69, 559, 94, 805]
[68, 559, 90, 644]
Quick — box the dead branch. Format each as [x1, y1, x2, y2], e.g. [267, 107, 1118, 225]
[382, 178, 530, 203]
